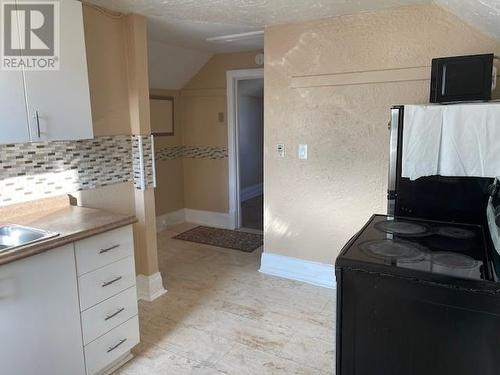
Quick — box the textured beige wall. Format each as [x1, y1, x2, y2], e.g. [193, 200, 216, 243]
[151, 89, 185, 216]
[72, 183, 136, 216]
[124, 14, 160, 277]
[83, 5, 131, 136]
[181, 51, 261, 213]
[264, 4, 500, 264]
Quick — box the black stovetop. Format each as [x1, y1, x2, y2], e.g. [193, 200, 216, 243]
[337, 215, 495, 284]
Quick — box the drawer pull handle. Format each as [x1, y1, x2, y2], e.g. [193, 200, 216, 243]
[102, 276, 122, 287]
[99, 244, 120, 254]
[107, 338, 127, 353]
[105, 307, 125, 321]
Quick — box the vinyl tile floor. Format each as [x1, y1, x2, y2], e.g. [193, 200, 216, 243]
[114, 223, 336, 375]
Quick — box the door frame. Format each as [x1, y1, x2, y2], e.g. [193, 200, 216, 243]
[226, 68, 264, 229]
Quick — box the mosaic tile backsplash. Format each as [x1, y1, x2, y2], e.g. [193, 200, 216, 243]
[156, 145, 228, 161]
[0, 135, 155, 206]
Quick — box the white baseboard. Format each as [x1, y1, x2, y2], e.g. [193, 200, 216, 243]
[98, 352, 134, 375]
[184, 208, 232, 229]
[156, 208, 233, 230]
[136, 272, 167, 302]
[240, 183, 263, 202]
[259, 252, 336, 289]
[156, 209, 186, 232]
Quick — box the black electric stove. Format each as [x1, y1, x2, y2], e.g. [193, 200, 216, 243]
[335, 214, 500, 375]
[337, 215, 498, 291]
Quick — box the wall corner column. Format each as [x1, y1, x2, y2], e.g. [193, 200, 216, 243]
[125, 13, 166, 301]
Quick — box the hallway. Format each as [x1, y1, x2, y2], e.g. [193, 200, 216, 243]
[241, 195, 264, 231]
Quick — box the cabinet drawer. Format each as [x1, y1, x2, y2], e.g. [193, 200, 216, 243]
[84, 316, 139, 375]
[82, 286, 138, 345]
[75, 226, 134, 276]
[78, 257, 136, 311]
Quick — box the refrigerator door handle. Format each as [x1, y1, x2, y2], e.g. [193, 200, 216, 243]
[387, 106, 402, 215]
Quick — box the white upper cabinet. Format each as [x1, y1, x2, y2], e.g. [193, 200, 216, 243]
[0, 67, 30, 144]
[0, 0, 93, 144]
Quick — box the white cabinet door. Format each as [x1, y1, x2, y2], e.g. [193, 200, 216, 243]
[0, 245, 86, 375]
[0, 69, 30, 143]
[23, 0, 93, 141]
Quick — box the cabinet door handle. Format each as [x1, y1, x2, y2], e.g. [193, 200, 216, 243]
[99, 244, 120, 254]
[102, 276, 122, 287]
[33, 110, 41, 138]
[105, 307, 125, 321]
[107, 338, 127, 353]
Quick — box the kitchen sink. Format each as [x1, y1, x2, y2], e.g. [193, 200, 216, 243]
[0, 225, 59, 253]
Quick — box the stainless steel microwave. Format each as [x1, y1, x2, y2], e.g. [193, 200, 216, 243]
[430, 53, 497, 103]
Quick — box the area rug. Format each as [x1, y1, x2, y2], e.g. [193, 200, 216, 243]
[173, 226, 263, 252]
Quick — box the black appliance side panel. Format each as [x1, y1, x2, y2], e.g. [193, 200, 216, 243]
[396, 176, 493, 225]
[337, 268, 500, 375]
[335, 268, 343, 375]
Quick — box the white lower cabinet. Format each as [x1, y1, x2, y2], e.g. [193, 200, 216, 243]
[0, 245, 86, 375]
[82, 286, 139, 346]
[0, 225, 139, 375]
[78, 256, 137, 311]
[84, 316, 140, 375]
[76, 225, 139, 375]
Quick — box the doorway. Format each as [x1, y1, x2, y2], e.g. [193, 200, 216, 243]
[227, 69, 264, 230]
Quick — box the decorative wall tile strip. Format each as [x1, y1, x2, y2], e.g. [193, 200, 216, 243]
[155, 145, 228, 161]
[183, 146, 228, 160]
[155, 145, 184, 160]
[0, 135, 156, 206]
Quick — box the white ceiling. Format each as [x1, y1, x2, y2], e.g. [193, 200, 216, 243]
[87, 0, 432, 53]
[435, 0, 500, 40]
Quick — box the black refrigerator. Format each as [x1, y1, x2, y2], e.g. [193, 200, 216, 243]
[387, 105, 493, 225]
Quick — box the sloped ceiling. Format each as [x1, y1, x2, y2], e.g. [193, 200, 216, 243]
[435, 0, 500, 40]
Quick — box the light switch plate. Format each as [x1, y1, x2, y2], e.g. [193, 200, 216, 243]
[277, 143, 285, 158]
[298, 144, 308, 160]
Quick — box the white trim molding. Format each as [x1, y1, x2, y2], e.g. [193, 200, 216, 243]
[227, 68, 264, 229]
[97, 352, 134, 375]
[291, 66, 431, 88]
[184, 208, 232, 229]
[259, 252, 336, 289]
[156, 209, 186, 232]
[156, 208, 232, 231]
[136, 272, 167, 302]
[240, 183, 263, 202]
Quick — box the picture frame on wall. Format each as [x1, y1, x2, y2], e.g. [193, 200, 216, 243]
[150, 95, 174, 136]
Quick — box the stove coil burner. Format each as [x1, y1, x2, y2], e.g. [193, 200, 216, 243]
[432, 252, 478, 268]
[374, 220, 431, 237]
[436, 226, 476, 240]
[431, 252, 481, 279]
[360, 239, 427, 261]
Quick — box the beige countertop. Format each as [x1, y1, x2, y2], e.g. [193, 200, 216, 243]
[0, 196, 137, 266]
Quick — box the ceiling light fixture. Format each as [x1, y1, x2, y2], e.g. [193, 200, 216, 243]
[206, 30, 264, 43]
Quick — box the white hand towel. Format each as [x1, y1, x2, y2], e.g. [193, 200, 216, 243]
[402, 103, 500, 180]
[401, 105, 443, 180]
